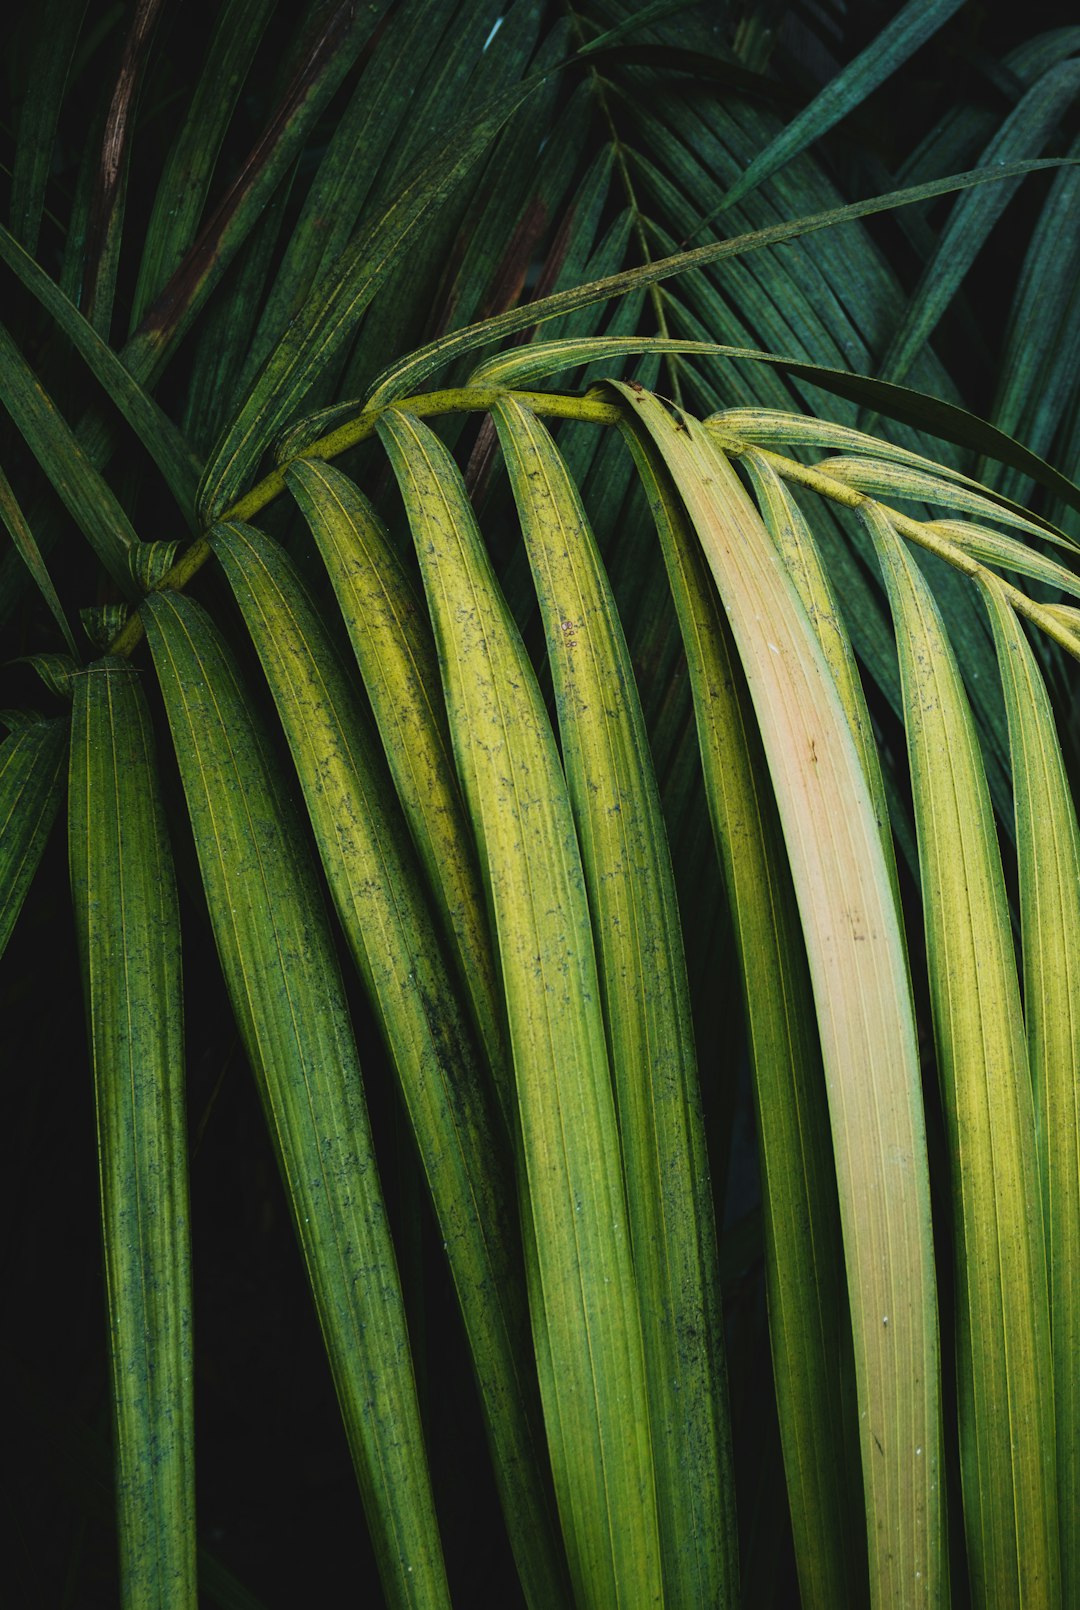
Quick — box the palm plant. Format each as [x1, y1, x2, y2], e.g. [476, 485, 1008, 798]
[3, 2, 1078, 1606]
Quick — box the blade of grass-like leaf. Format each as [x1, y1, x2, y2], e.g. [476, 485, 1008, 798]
[864, 504, 1059, 1608]
[0, 223, 202, 521]
[365, 159, 1070, 410]
[927, 520, 1080, 598]
[0, 323, 137, 593]
[8, 0, 87, 253]
[129, 0, 277, 326]
[715, 0, 965, 215]
[739, 448, 898, 898]
[198, 71, 550, 518]
[6, 1351, 269, 1610]
[708, 407, 1004, 488]
[80, 0, 166, 337]
[141, 589, 451, 1610]
[236, 0, 459, 386]
[121, 0, 392, 388]
[619, 385, 945, 1609]
[978, 574, 1080, 1610]
[0, 714, 66, 960]
[491, 396, 736, 1607]
[618, 422, 867, 1610]
[878, 59, 1080, 390]
[282, 458, 510, 1120]
[377, 407, 664, 1610]
[808, 456, 1072, 545]
[986, 132, 1080, 455]
[69, 660, 195, 1609]
[207, 517, 570, 1609]
[0, 466, 77, 653]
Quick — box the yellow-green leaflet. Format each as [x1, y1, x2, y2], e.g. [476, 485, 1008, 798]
[283, 458, 511, 1122]
[618, 385, 945, 1610]
[491, 395, 736, 1607]
[812, 456, 1063, 543]
[979, 574, 1080, 1609]
[706, 407, 1051, 510]
[208, 518, 569, 1610]
[620, 416, 865, 1610]
[377, 407, 664, 1610]
[865, 507, 1059, 1609]
[0, 713, 66, 960]
[141, 590, 451, 1610]
[739, 447, 898, 904]
[69, 662, 195, 1610]
[925, 520, 1080, 598]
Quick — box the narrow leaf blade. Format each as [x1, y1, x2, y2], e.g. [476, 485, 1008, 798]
[619, 385, 946, 1609]
[865, 506, 1059, 1607]
[69, 661, 195, 1607]
[208, 517, 570, 1609]
[142, 589, 451, 1610]
[979, 576, 1080, 1608]
[492, 396, 736, 1606]
[0, 714, 67, 959]
[378, 407, 664, 1610]
[622, 418, 866, 1608]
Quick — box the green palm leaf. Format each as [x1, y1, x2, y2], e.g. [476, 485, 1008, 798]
[378, 406, 664, 1609]
[620, 387, 946, 1608]
[867, 507, 1059, 1609]
[979, 577, 1080, 1607]
[0, 714, 67, 959]
[207, 516, 569, 1608]
[6, 9, 1080, 1602]
[141, 589, 451, 1610]
[69, 660, 195, 1609]
[622, 420, 865, 1608]
[493, 395, 736, 1604]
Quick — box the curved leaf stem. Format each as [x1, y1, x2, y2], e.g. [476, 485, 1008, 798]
[106, 386, 623, 657]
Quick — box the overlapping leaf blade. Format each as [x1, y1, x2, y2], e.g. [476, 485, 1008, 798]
[619, 387, 945, 1609]
[377, 406, 664, 1610]
[866, 506, 1059, 1609]
[198, 68, 550, 517]
[363, 159, 1067, 410]
[0, 466, 77, 653]
[129, 0, 277, 327]
[7, 0, 88, 254]
[0, 714, 67, 960]
[207, 517, 569, 1609]
[492, 395, 736, 1605]
[979, 577, 1080, 1609]
[68, 660, 195, 1609]
[141, 589, 451, 1610]
[878, 59, 1080, 390]
[717, 0, 966, 213]
[283, 459, 511, 1114]
[0, 223, 203, 521]
[620, 417, 865, 1608]
[0, 323, 137, 594]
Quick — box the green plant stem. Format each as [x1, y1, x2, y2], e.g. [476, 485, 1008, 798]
[108, 390, 1077, 668]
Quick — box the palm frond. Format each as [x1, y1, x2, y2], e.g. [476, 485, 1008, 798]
[5, 8, 1079, 1605]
